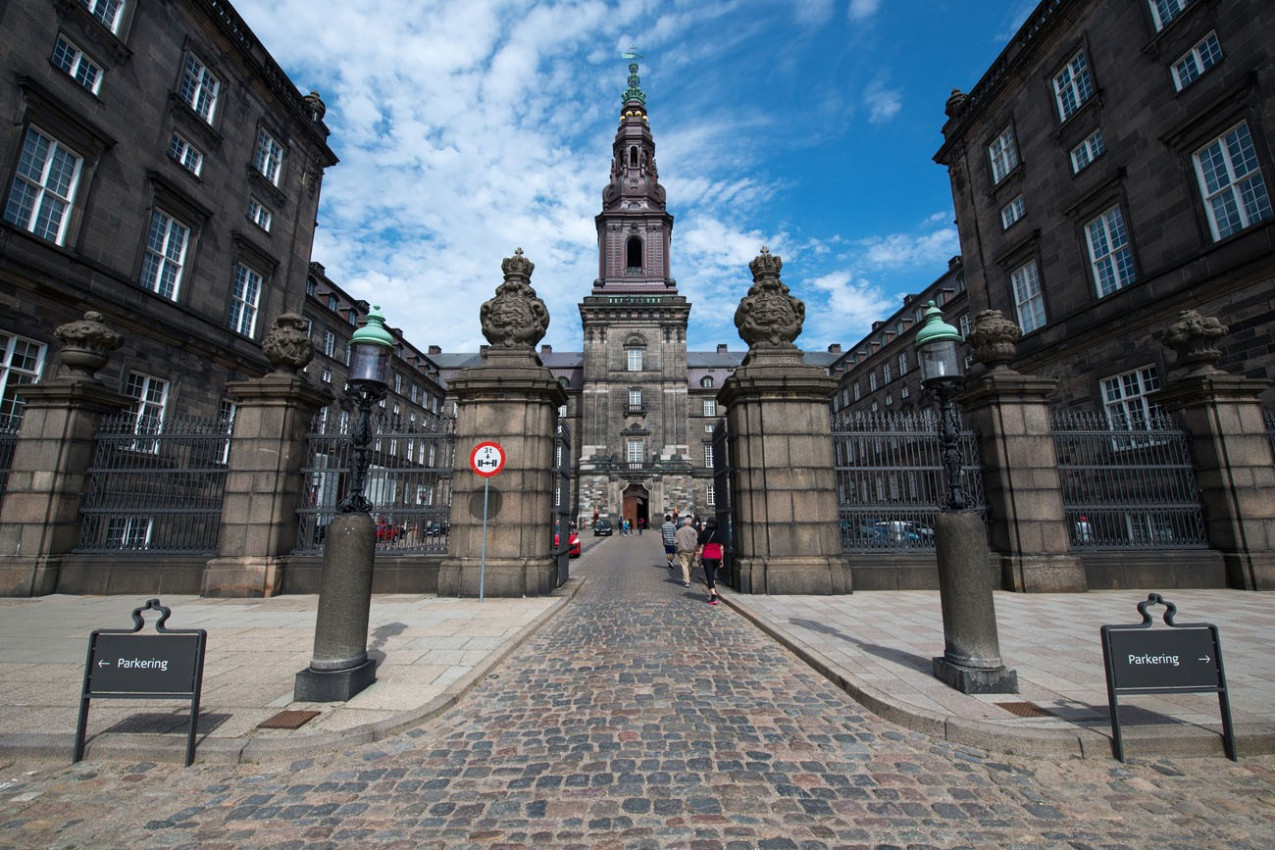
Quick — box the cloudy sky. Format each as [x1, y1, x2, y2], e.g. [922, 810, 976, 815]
[234, 0, 1036, 354]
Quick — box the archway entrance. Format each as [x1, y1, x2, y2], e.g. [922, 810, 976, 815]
[622, 483, 649, 533]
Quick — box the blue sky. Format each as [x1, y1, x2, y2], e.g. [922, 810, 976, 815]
[233, 0, 1036, 354]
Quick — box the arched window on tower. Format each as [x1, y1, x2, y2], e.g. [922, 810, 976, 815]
[626, 237, 643, 274]
[629, 146, 638, 167]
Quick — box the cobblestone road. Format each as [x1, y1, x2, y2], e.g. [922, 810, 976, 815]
[3, 535, 1275, 848]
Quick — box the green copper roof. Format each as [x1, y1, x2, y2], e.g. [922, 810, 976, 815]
[622, 58, 646, 106]
[351, 304, 395, 348]
[914, 301, 962, 347]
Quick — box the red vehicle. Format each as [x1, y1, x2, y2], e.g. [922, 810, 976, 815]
[375, 522, 402, 542]
[568, 530, 581, 557]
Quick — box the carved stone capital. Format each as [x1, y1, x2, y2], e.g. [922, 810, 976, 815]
[1161, 309, 1227, 376]
[735, 247, 805, 350]
[481, 248, 550, 349]
[52, 311, 123, 379]
[261, 313, 314, 375]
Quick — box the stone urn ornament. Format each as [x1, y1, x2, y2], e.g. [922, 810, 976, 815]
[261, 313, 315, 375]
[1161, 309, 1227, 376]
[966, 309, 1021, 373]
[734, 247, 805, 350]
[53, 311, 123, 379]
[480, 248, 550, 349]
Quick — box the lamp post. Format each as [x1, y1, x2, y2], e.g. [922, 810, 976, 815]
[915, 302, 1018, 694]
[295, 306, 394, 702]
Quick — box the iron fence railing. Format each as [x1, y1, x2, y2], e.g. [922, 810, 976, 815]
[77, 412, 232, 553]
[1051, 410, 1207, 549]
[832, 410, 984, 552]
[551, 420, 573, 587]
[293, 413, 456, 555]
[0, 413, 20, 508]
[1265, 408, 1275, 462]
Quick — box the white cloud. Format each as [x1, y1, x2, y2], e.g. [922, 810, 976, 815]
[863, 79, 902, 124]
[857, 225, 960, 269]
[848, 0, 882, 22]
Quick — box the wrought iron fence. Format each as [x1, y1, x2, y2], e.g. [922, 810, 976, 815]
[832, 410, 984, 552]
[551, 420, 573, 587]
[1265, 408, 1275, 461]
[293, 413, 456, 554]
[1051, 410, 1206, 549]
[0, 413, 20, 507]
[77, 413, 232, 552]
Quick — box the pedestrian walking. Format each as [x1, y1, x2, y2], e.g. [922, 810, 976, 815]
[660, 513, 677, 570]
[674, 516, 700, 588]
[698, 516, 724, 605]
[637, 516, 644, 535]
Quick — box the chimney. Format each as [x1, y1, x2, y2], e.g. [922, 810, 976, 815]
[716, 344, 729, 353]
[827, 344, 841, 353]
[541, 344, 553, 354]
[428, 345, 441, 354]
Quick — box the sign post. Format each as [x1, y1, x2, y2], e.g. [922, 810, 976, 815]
[470, 441, 506, 602]
[1100, 593, 1235, 762]
[74, 598, 207, 767]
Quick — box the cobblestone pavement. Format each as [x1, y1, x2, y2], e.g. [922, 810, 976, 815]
[3, 534, 1275, 849]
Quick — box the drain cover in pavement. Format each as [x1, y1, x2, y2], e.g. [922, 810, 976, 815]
[995, 701, 1053, 718]
[257, 710, 320, 729]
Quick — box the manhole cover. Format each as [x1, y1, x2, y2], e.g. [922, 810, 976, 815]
[257, 710, 320, 729]
[995, 701, 1053, 718]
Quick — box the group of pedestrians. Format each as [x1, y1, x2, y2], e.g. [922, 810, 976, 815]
[660, 512, 724, 605]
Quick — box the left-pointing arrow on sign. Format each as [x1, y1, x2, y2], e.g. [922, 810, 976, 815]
[97, 659, 109, 668]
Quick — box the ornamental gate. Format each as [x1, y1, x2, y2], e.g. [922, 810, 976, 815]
[551, 420, 573, 587]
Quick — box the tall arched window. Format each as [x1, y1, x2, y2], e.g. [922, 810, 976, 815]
[626, 237, 643, 272]
[629, 146, 638, 167]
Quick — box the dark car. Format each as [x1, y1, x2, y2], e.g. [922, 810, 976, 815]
[593, 518, 614, 536]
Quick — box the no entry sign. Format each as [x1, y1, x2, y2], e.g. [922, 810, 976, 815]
[470, 441, 505, 477]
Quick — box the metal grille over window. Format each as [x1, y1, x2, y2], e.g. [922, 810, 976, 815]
[77, 413, 231, 552]
[1052, 410, 1206, 549]
[294, 413, 456, 554]
[833, 410, 985, 552]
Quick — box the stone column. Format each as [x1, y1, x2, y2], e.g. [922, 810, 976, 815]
[203, 314, 333, 597]
[0, 313, 129, 596]
[438, 250, 567, 597]
[719, 248, 850, 594]
[959, 310, 1086, 592]
[1153, 311, 1275, 590]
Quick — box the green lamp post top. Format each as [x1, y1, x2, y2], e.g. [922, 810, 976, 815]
[914, 300, 962, 348]
[351, 304, 395, 348]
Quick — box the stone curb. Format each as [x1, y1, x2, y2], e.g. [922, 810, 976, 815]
[721, 593, 1269, 761]
[0, 578, 584, 767]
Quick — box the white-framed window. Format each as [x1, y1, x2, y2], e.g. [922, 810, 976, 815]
[1053, 50, 1096, 121]
[1149, 0, 1193, 31]
[326, 294, 338, 311]
[247, 197, 272, 232]
[901, 384, 910, 399]
[229, 263, 262, 337]
[139, 209, 190, 300]
[409, 384, 418, 403]
[885, 393, 893, 406]
[1086, 206, 1136, 297]
[0, 332, 47, 422]
[959, 314, 972, 339]
[869, 371, 878, 392]
[124, 372, 167, 453]
[703, 399, 717, 417]
[987, 125, 1019, 184]
[393, 373, 403, 394]
[4, 127, 83, 245]
[218, 398, 237, 464]
[704, 424, 714, 433]
[627, 348, 643, 371]
[1011, 260, 1047, 334]
[1102, 366, 1163, 430]
[706, 485, 716, 507]
[167, 132, 203, 176]
[1193, 122, 1272, 241]
[253, 128, 284, 186]
[78, 0, 124, 32]
[1001, 195, 1026, 229]
[883, 363, 892, 383]
[321, 367, 331, 384]
[51, 35, 103, 94]
[704, 445, 714, 468]
[700, 376, 714, 388]
[1070, 129, 1106, 173]
[897, 352, 908, 375]
[107, 517, 152, 549]
[626, 439, 644, 465]
[178, 54, 219, 124]
[628, 389, 642, 409]
[321, 329, 335, 357]
[1172, 32, 1222, 91]
[853, 381, 861, 401]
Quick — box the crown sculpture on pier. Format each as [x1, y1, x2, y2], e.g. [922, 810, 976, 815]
[480, 248, 550, 350]
[735, 247, 805, 351]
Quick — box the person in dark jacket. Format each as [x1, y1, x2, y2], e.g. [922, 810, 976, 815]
[697, 517, 724, 605]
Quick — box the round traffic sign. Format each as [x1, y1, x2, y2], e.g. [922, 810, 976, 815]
[470, 441, 506, 477]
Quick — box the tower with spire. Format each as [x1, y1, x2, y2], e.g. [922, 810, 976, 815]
[577, 57, 694, 528]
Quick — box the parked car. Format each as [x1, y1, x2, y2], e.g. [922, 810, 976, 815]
[423, 521, 449, 536]
[593, 518, 614, 536]
[568, 531, 581, 557]
[375, 522, 402, 542]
